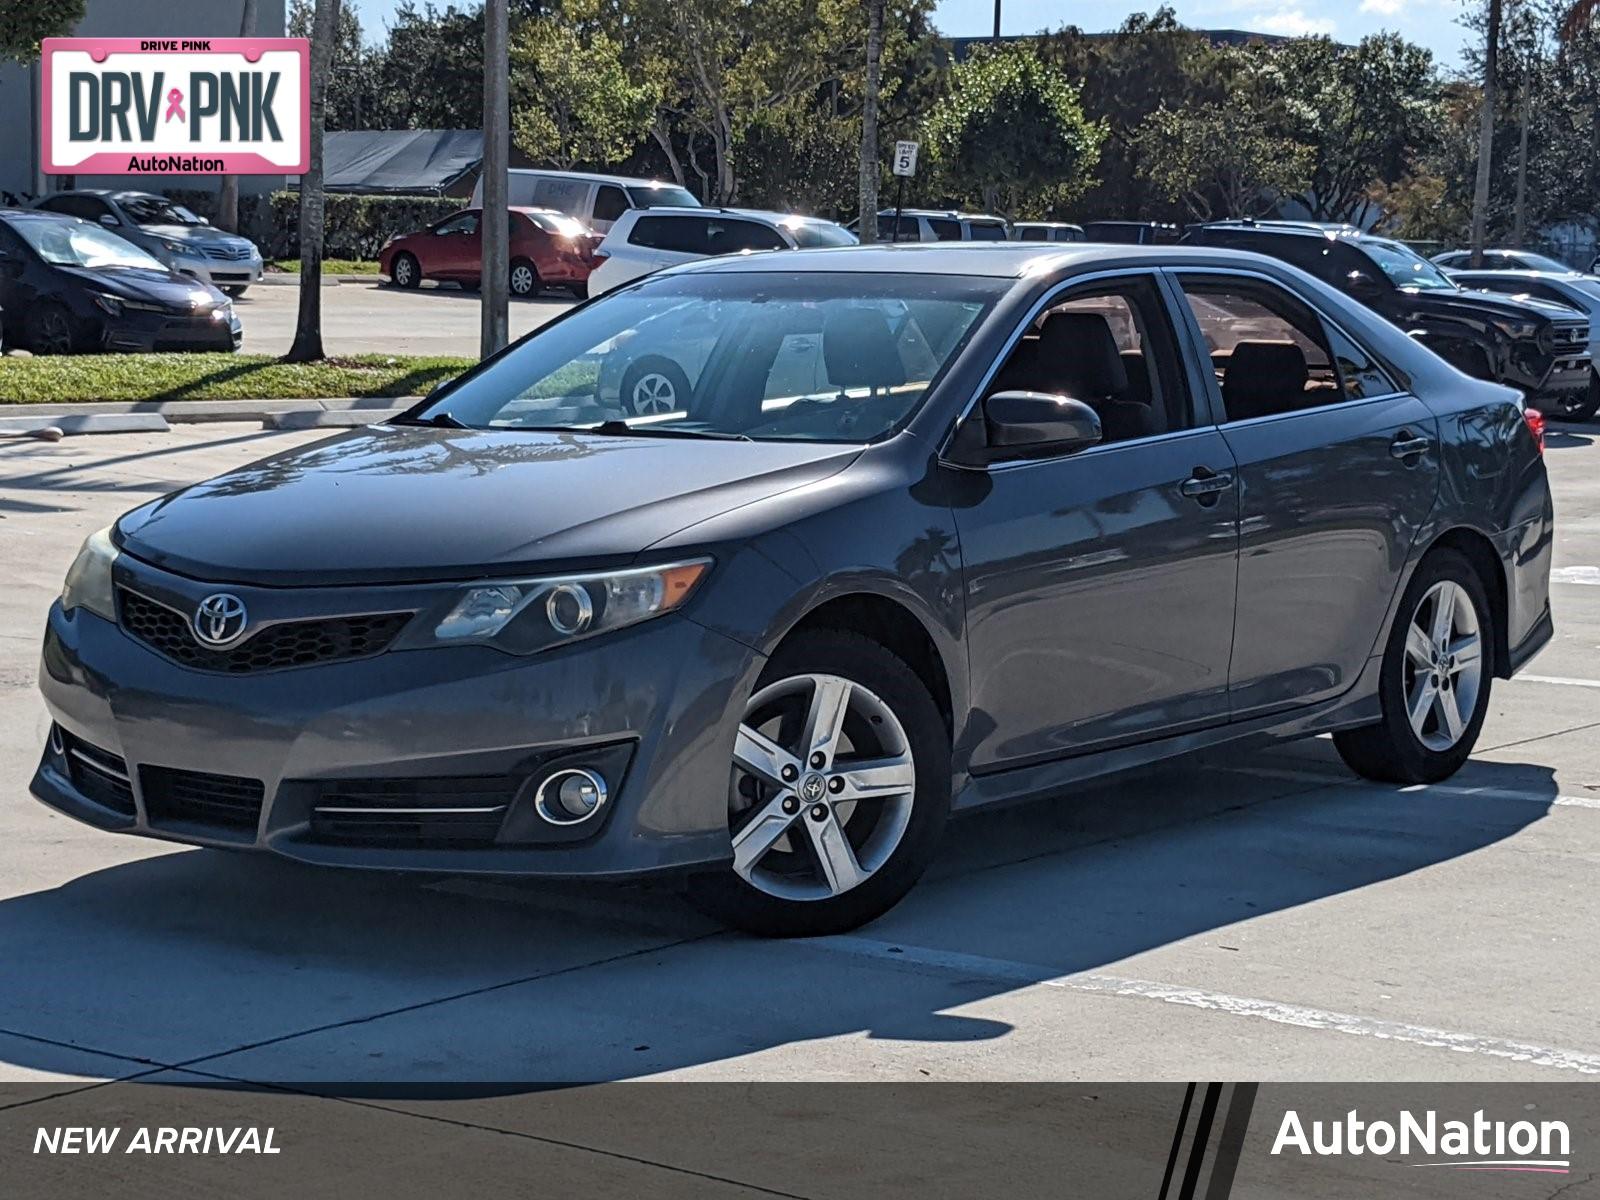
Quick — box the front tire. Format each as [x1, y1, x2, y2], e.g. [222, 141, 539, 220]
[510, 258, 539, 298]
[390, 252, 421, 289]
[25, 303, 75, 355]
[686, 631, 950, 937]
[223, 285, 249, 298]
[1552, 371, 1600, 422]
[1334, 549, 1493, 784]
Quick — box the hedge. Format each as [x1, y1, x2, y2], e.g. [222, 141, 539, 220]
[163, 190, 464, 261]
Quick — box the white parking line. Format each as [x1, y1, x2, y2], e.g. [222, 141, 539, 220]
[1550, 566, 1600, 586]
[817, 937, 1600, 1076]
[1514, 673, 1600, 690]
[1222, 764, 1600, 811]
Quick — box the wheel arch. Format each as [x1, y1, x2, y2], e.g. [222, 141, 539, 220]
[1418, 526, 1510, 678]
[771, 592, 956, 739]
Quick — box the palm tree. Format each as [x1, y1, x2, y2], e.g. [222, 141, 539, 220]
[1469, 0, 1502, 267]
[857, 0, 885, 243]
[286, 0, 340, 363]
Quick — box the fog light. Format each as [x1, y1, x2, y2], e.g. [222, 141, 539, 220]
[534, 767, 608, 825]
[49, 724, 65, 757]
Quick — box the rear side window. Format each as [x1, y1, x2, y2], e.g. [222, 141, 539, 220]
[1177, 278, 1395, 419]
[629, 216, 709, 254]
[592, 185, 628, 224]
[927, 217, 962, 242]
[1017, 226, 1047, 242]
[531, 177, 589, 216]
[967, 222, 1007, 241]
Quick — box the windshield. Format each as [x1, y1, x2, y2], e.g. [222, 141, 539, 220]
[14, 219, 167, 270]
[1358, 238, 1457, 291]
[627, 184, 700, 209]
[783, 220, 856, 249]
[1516, 251, 1577, 273]
[117, 195, 204, 227]
[413, 272, 1002, 443]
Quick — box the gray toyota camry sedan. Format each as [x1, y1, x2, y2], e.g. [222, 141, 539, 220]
[33, 244, 1554, 936]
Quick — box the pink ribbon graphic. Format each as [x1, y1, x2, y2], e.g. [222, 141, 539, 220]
[164, 88, 185, 123]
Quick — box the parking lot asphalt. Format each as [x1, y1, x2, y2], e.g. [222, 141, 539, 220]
[1, 419, 1597, 1108]
[238, 279, 576, 357]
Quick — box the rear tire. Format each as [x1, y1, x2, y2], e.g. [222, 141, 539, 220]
[1334, 548, 1493, 784]
[620, 357, 692, 416]
[685, 631, 950, 937]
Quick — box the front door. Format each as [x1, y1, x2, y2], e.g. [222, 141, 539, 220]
[430, 210, 481, 281]
[1170, 271, 1441, 717]
[953, 272, 1240, 772]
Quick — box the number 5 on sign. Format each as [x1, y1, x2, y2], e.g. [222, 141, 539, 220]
[893, 141, 919, 177]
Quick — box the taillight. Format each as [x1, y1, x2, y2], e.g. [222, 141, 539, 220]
[591, 248, 609, 262]
[1523, 407, 1546, 454]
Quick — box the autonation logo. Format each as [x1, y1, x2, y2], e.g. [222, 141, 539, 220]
[1272, 1108, 1572, 1174]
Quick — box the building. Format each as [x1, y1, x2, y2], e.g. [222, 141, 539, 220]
[0, 0, 287, 205]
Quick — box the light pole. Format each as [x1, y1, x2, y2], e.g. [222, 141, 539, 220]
[993, 0, 1001, 40]
[480, 0, 510, 357]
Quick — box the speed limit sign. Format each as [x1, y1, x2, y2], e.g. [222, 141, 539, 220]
[893, 140, 920, 177]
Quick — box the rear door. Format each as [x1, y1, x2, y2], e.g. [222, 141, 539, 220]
[1169, 269, 1441, 718]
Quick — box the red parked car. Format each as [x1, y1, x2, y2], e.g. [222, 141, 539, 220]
[379, 206, 598, 298]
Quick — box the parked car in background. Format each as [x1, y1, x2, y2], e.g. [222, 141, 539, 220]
[1010, 221, 1086, 243]
[380, 207, 599, 298]
[1185, 220, 1593, 415]
[1081, 220, 1180, 244]
[852, 209, 1009, 243]
[470, 170, 700, 234]
[588, 208, 856, 296]
[0, 210, 240, 354]
[34, 190, 263, 297]
[1432, 248, 1586, 275]
[32, 242, 1553, 935]
[1445, 268, 1600, 419]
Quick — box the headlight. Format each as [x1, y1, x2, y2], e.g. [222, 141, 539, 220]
[421, 558, 711, 653]
[1536, 326, 1556, 354]
[1492, 318, 1538, 343]
[159, 238, 191, 256]
[90, 293, 123, 317]
[211, 302, 233, 322]
[60, 524, 120, 622]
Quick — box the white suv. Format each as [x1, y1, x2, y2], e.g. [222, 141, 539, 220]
[589, 208, 856, 295]
[852, 209, 1010, 243]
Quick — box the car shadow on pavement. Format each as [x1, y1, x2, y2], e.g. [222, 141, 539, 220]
[0, 746, 1559, 1089]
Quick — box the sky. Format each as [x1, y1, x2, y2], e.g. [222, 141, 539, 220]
[341, 0, 1475, 71]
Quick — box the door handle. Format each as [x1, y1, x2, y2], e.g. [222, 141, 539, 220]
[1180, 469, 1234, 499]
[1390, 432, 1432, 460]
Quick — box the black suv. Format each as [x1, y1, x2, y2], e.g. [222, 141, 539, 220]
[1184, 221, 1594, 412]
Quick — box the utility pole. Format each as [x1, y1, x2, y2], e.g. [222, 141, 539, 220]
[217, 0, 259, 233]
[480, 0, 510, 358]
[993, 0, 1001, 39]
[1469, 0, 1501, 268]
[857, 0, 884, 244]
[1513, 82, 1529, 249]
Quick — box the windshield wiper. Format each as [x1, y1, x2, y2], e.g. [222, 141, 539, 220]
[392, 411, 469, 429]
[588, 420, 752, 442]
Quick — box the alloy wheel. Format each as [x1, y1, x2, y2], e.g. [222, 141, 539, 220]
[33, 309, 72, 355]
[1403, 580, 1484, 752]
[630, 373, 679, 415]
[394, 257, 414, 286]
[729, 673, 917, 901]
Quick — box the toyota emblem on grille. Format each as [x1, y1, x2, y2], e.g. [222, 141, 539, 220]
[193, 593, 248, 647]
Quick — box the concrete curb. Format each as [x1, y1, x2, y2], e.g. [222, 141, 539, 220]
[257, 273, 380, 287]
[0, 412, 171, 436]
[263, 409, 403, 430]
[0, 397, 423, 425]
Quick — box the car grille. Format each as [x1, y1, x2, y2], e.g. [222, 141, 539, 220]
[309, 776, 518, 846]
[142, 765, 265, 838]
[200, 244, 253, 261]
[58, 728, 136, 817]
[118, 589, 411, 674]
[1553, 321, 1589, 351]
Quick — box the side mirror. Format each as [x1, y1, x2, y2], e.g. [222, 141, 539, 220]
[979, 391, 1102, 462]
[199, 216, 211, 226]
[98, 214, 121, 228]
[1345, 270, 1383, 301]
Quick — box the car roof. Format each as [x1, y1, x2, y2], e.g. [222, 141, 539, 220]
[1448, 268, 1584, 280]
[661, 241, 1293, 279]
[1013, 221, 1084, 228]
[1, 207, 82, 223]
[874, 208, 1007, 220]
[505, 169, 686, 188]
[619, 206, 840, 225]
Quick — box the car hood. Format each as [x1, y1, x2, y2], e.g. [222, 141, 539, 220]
[114, 426, 862, 585]
[56, 265, 224, 307]
[141, 223, 254, 250]
[1406, 286, 1583, 324]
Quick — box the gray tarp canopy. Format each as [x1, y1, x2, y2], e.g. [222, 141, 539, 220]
[319, 130, 482, 195]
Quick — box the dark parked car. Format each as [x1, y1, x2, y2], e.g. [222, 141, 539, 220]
[1082, 220, 1180, 245]
[33, 243, 1553, 936]
[379, 206, 599, 298]
[1184, 221, 1593, 415]
[0, 209, 241, 355]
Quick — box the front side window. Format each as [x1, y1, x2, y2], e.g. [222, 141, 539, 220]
[627, 183, 700, 209]
[967, 222, 1008, 241]
[629, 216, 708, 254]
[711, 220, 786, 253]
[592, 185, 628, 224]
[116, 194, 203, 226]
[1178, 278, 1393, 419]
[1017, 226, 1047, 242]
[40, 195, 107, 221]
[987, 276, 1190, 443]
[783, 220, 855, 249]
[434, 212, 479, 236]
[1355, 238, 1456, 291]
[412, 272, 1002, 444]
[13, 219, 166, 270]
[927, 218, 962, 242]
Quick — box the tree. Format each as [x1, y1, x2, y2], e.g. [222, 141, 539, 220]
[0, 0, 84, 61]
[921, 43, 1104, 217]
[1275, 35, 1441, 223]
[1135, 101, 1312, 220]
[287, 0, 341, 364]
[510, 14, 655, 170]
[290, 0, 370, 130]
[858, 0, 885, 241]
[366, 2, 489, 130]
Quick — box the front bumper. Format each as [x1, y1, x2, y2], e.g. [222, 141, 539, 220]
[32, 560, 760, 877]
[100, 309, 242, 354]
[171, 254, 265, 290]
